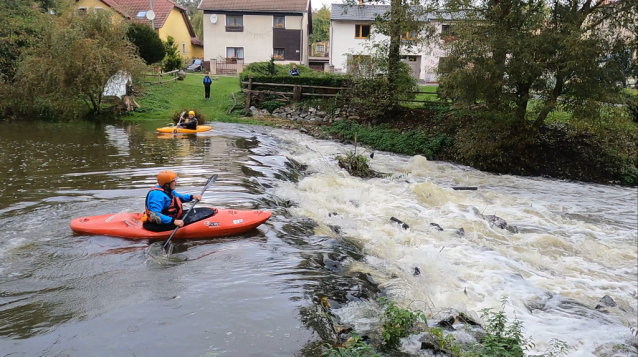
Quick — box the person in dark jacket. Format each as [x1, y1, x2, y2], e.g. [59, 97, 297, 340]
[142, 171, 201, 232]
[178, 111, 198, 130]
[289, 64, 300, 76]
[203, 72, 212, 100]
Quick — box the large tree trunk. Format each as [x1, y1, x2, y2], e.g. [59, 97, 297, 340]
[534, 75, 564, 128]
[386, 0, 404, 109]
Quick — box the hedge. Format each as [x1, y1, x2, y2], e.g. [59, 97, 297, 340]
[240, 62, 347, 88]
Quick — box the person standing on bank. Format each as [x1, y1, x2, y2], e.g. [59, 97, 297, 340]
[203, 72, 212, 100]
[142, 171, 202, 232]
[289, 64, 300, 76]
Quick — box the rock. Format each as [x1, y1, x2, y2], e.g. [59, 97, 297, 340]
[316, 111, 327, 117]
[486, 215, 508, 230]
[456, 227, 465, 237]
[430, 223, 444, 231]
[177, 70, 186, 79]
[249, 106, 259, 115]
[300, 128, 308, 134]
[390, 217, 409, 230]
[334, 117, 343, 121]
[349, 116, 360, 120]
[436, 316, 457, 331]
[413, 267, 421, 276]
[334, 108, 341, 115]
[421, 341, 438, 351]
[328, 224, 342, 235]
[506, 225, 520, 234]
[273, 108, 284, 114]
[323, 257, 342, 272]
[369, 152, 374, 159]
[595, 295, 617, 309]
[308, 107, 316, 112]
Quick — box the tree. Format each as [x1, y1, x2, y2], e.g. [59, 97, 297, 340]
[162, 36, 183, 72]
[12, 10, 146, 115]
[173, 0, 198, 16]
[438, 0, 637, 126]
[310, 5, 331, 43]
[127, 22, 165, 64]
[341, 0, 434, 112]
[191, 10, 204, 41]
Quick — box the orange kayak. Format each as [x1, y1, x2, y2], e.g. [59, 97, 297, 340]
[70, 209, 271, 239]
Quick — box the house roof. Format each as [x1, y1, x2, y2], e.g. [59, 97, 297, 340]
[95, 0, 131, 19]
[109, 0, 187, 30]
[330, 4, 459, 22]
[198, 0, 310, 13]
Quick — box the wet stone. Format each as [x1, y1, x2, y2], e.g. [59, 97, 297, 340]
[390, 217, 409, 230]
[486, 215, 508, 230]
[595, 295, 617, 309]
[430, 222, 444, 231]
[413, 267, 421, 276]
[456, 227, 465, 237]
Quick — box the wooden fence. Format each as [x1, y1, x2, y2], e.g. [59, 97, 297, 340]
[144, 69, 180, 84]
[242, 75, 346, 114]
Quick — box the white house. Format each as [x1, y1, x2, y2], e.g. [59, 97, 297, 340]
[330, 3, 456, 83]
[198, 0, 313, 74]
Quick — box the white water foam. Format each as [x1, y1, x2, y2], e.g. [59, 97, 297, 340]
[271, 129, 638, 355]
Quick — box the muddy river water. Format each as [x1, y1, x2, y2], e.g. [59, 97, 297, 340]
[0, 120, 636, 356]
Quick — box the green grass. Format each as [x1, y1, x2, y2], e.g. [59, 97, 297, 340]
[128, 74, 262, 124]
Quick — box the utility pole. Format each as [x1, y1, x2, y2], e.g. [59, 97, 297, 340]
[149, 0, 155, 29]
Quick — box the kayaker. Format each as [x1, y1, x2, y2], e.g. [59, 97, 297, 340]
[177, 111, 198, 130]
[142, 171, 202, 231]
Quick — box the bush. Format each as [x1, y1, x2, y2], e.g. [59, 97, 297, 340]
[162, 36, 182, 72]
[240, 62, 346, 88]
[169, 109, 208, 124]
[127, 22, 165, 65]
[379, 297, 426, 350]
[325, 120, 453, 159]
[323, 333, 383, 357]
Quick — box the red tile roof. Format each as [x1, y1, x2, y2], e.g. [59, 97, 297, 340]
[98, 0, 202, 43]
[198, 0, 310, 13]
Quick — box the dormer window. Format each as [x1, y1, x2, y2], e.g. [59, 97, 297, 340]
[136, 11, 147, 19]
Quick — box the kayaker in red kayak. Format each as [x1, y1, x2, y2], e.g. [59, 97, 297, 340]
[142, 171, 202, 232]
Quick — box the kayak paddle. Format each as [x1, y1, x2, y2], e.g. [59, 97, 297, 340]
[162, 173, 218, 255]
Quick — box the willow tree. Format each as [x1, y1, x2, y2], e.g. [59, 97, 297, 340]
[437, 0, 637, 126]
[14, 10, 146, 116]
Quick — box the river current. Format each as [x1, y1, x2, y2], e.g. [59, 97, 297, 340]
[0, 120, 636, 356]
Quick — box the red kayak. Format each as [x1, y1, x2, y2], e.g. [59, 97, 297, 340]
[70, 209, 272, 239]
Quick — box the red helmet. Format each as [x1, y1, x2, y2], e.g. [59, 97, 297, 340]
[157, 171, 178, 186]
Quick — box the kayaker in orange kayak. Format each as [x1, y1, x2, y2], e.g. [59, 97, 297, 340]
[142, 171, 202, 232]
[177, 111, 198, 130]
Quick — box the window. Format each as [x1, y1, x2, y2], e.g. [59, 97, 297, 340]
[355, 24, 371, 39]
[227, 47, 244, 60]
[77, 6, 88, 14]
[273, 16, 285, 28]
[441, 24, 455, 38]
[136, 11, 147, 18]
[401, 31, 417, 40]
[182, 42, 186, 54]
[316, 44, 325, 53]
[273, 48, 285, 60]
[226, 15, 243, 32]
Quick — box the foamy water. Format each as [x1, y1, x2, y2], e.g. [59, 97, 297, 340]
[271, 129, 638, 356]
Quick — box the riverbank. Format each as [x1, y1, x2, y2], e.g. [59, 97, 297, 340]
[129, 75, 638, 185]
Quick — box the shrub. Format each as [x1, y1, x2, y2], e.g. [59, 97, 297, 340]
[323, 333, 383, 357]
[169, 109, 208, 124]
[379, 297, 426, 350]
[240, 62, 347, 88]
[325, 120, 453, 159]
[162, 36, 182, 72]
[127, 22, 165, 65]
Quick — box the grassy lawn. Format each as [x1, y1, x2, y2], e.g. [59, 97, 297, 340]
[128, 74, 261, 124]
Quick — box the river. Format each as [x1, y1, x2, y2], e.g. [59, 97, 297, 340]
[0, 120, 636, 356]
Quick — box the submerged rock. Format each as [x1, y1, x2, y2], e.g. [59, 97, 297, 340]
[413, 267, 421, 276]
[430, 222, 444, 231]
[595, 295, 617, 310]
[390, 217, 409, 230]
[486, 215, 508, 229]
[456, 227, 465, 237]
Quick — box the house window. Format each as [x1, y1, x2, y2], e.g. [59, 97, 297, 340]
[316, 44, 325, 52]
[77, 6, 88, 14]
[136, 11, 147, 18]
[273, 16, 285, 28]
[227, 47, 244, 60]
[226, 15, 244, 32]
[441, 25, 455, 38]
[401, 31, 417, 40]
[355, 24, 371, 39]
[182, 42, 186, 54]
[273, 48, 285, 60]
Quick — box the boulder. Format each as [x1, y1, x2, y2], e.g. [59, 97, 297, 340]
[177, 70, 186, 80]
[595, 295, 617, 310]
[456, 228, 465, 237]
